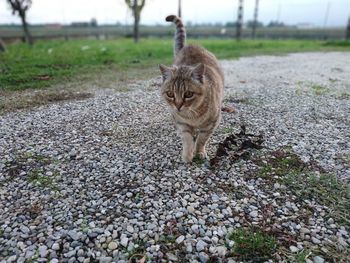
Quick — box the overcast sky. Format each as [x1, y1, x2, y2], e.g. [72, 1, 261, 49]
[0, 0, 349, 27]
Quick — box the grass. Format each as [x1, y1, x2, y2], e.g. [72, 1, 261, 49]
[1, 38, 350, 92]
[27, 169, 59, 190]
[310, 84, 330, 95]
[228, 227, 277, 262]
[258, 149, 350, 225]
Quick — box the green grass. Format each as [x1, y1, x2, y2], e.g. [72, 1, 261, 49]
[228, 227, 277, 262]
[1, 38, 349, 91]
[258, 149, 350, 225]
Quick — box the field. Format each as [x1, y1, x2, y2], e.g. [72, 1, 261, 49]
[0, 38, 350, 112]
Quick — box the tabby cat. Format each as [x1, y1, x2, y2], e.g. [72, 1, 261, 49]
[159, 15, 224, 163]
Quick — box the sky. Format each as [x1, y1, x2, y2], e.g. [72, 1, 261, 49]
[0, 0, 349, 27]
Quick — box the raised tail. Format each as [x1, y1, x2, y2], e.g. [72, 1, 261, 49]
[166, 15, 186, 56]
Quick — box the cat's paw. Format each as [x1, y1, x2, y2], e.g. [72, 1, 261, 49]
[182, 152, 193, 163]
[195, 151, 208, 160]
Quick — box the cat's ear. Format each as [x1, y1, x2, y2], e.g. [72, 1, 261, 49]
[159, 64, 173, 82]
[191, 63, 205, 84]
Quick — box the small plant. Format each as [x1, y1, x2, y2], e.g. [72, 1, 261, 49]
[192, 155, 207, 165]
[282, 172, 350, 225]
[292, 249, 312, 263]
[223, 127, 233, 133]
[228, 227, 277, 262]
[258, 150, 305, 178]
[311, 84, 330, 95]
[27, 170, 58, 191]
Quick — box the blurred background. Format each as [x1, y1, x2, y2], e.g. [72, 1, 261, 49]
[1, 0, 350, 43]
[1, 0, 350, 112]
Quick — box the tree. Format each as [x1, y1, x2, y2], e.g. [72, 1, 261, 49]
[125, 0, 146, 43]
[251, 0, 259, 39]
[236, 0, 244, 41]
[178, 0, 182, 18]
[7, 0, 33, 45]
[346, 16, 350, 40]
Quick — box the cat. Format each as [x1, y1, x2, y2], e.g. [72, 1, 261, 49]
[159, 15, 224, 163]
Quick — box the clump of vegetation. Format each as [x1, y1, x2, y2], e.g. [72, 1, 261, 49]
[27, 169, 58, 190]
[258, 149, 350, 225]
[228, 227, 277, 262]
[283, 172, 350, 224]
[258, 149, 305, 178]
[311, 84, 330, 95]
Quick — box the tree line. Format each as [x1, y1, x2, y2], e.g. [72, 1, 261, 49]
[1, 0, 349, 52]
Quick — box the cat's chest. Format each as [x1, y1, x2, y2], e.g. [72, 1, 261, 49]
[173, 111, 208, 128]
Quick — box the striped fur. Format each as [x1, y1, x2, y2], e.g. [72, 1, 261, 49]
[166, 15, 186, 56]
[160, 15, 224, 163]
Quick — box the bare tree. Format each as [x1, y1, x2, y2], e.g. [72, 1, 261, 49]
[251, 0, 259, 39]
[236, 0, 244, 40]
[7, 0, 33, 45]
[346, 16, 350, 40]
[178, 0, 182, 18]
[125, 0, 146, 43]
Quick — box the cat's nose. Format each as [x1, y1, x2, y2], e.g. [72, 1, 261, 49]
[176, 102, 184, 111]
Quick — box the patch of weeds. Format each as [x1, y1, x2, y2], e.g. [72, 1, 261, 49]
[159, 235, 176, 244]
[257, 149, 306, 179]
[282, 248, 312, 263]
[311, 84, 330, 95]
[257, 149, 350, 225]
[126, 240, 148, 263]
[223, 127, 234, 133]
[134, 193, 142, 202]
[192, 155, 207, 165]
[79, 219, 90, 233]
[228, 227, 277, 262]
[27, 169, 59, 191]
[336, 92, 350, 100]
[282, 172, 350, 225]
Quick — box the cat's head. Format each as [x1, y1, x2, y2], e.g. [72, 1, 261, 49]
[159, 64, 206, 113]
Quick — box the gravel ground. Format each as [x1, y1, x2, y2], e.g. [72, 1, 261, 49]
[1, 52, 349, 263]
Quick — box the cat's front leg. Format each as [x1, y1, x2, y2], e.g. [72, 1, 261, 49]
[194, 129, 213, 159]
[178, 125, 195, 163]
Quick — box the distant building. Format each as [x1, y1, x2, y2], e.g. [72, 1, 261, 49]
[45, 23, 62, 29]
[71, 22, 90, 27]
[296, 23, 314, 29]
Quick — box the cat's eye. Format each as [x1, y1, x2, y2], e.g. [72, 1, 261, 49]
[184, 91, 194, 98]
[166, 91, 174, 98]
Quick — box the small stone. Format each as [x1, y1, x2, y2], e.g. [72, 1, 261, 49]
[327, 218, 334, 224]
[313, 256, 325, 263]
[249, 210, 258, 217]
[198, 252, 209, 263]
[7, 255, 17, 262]
[39, 245, 48, 258]
[176, 235, 185, 244]
[196, 240, 207, 252]
[311, 237, 321, 244]
[126, 225, 134, 233]
[99, 257, 112, 263]
[120, 235, 128, 247]
[289, 245, 299, 253]
[166, 253, 178, 261]
[52, 243, 60, 251]
[68, 230, 80, 241]
[187, 206, 195, 214]
[191, 224, 200, 234]
[20, 225, 30, 234]
[108, 241, 118, 250]
[300, 228, 310, 234]
[216, 246, 227, 257]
